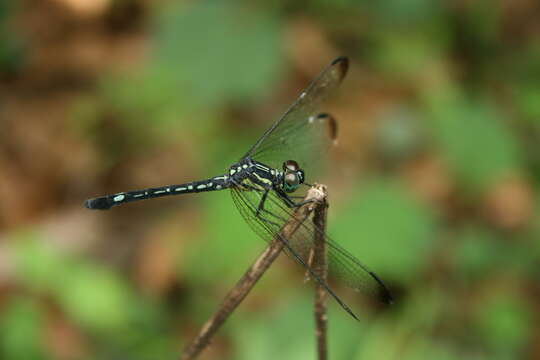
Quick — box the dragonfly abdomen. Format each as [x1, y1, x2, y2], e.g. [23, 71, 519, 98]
[85, 176, 230, 210]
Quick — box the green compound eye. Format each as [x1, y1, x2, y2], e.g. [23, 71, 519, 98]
[283, 172, 300, 192]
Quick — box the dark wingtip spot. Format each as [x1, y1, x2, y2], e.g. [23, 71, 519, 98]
[316, 113, 338, 143]
[331, 56, 349, 80]
[331, 56, 348, 65]
[369, 271, 394, 305]
[84, 197, 112, 210]
[382, 289, 394, 305]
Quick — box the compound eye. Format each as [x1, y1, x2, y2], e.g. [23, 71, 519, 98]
[283, 160, 299, 172]
[284, 172, 299, 186]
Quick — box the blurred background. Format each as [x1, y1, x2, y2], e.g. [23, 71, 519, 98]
[1, 0, 539, 359]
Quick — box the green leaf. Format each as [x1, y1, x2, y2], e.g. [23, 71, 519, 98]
[153, 2, 284, 106]
[454, 227, 501, 279]
[515, 83, 540, 121]
[369, 0, 444, 26]
[59, 265, 133, 332]
[0, 1, 26, 74]
[12, 232, 67, 292]
[0, 297, 48, 360]
[370, 25, 448, 78]
[427, 100, 522, 192]
[183, 191, 262, 285]
[10, 233, 134, 333]
[232, 294, 366, 360]
[330, 179, 436, 282]
[474, 294, 532, 354]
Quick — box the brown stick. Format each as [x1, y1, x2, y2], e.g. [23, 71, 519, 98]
[180, 185, 328, 360]
[312, 185, 329, 360]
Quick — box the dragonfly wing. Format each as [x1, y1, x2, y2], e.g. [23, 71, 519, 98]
[230, 187, 392, 319]
[243, 57, 348, 178]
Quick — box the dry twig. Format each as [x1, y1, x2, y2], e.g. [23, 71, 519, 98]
[181, 185, 328, 360]
[312, 188, 329, 360]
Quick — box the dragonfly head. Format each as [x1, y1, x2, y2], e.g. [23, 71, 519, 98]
[282, 160, 305, 193]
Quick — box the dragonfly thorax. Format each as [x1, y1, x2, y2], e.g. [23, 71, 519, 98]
[228, 158, 282, 192]
[227, 158, 305, 194]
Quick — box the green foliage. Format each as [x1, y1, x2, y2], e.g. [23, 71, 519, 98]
[370, 28, 448, 78]
[7, 233, 181, 359]
[0, 297, 48, 360]
[11, 234, 133, 332]
[76, 1, 285, 169]
[426, 98, 522, 193]
[460, 0, 502, 52]
[454, 227, 503, 279]
[368, 0, 443, 25]
[92, 299, 178, 360]
[514, 44, 540, 121]
[2, 0, 539, 358]
[153, 2, 284, 107]
[516, 83, 540, 121]
[232, 294, 366, 360]
[12, 232, 68, 292]
[232, 298, 316, 360]
[0, 0, 25, 74]
[453, 227, 537, 281]
[474, 294, 532, 356]
[353, 287, 473, 360]
[58, 265, 132, 332]
[331, 179, 436, 282]
[183, 191, 261, 285]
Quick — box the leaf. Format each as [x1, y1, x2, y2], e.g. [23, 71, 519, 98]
[59, 265, 132, 332]
[474, 294, 532, 354]
[183, 191, 262, 285]
[427, 100, 522, 193]
[0, 297, 48, 360]
[331, 179, 436, 283]
[153, 2, 284, 106]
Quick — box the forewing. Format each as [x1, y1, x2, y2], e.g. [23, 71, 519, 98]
[243, 57, 348, 178]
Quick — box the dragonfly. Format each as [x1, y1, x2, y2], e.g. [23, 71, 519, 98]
[85, 57, 393, 320]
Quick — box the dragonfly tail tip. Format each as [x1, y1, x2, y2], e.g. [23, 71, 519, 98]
[331, 56, 349, 80]
[84, 197, 112, 210]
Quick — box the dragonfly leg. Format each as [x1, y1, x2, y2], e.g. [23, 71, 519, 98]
[275, 188, 315, 208]
[236, 188, 287, 227]
[255, 189, 269, 217]
[257, 197, 291, 226]
[252, 197, 283, 228]
[230, 181, 285, 225]
[288, 195, 306, 199]
[274, 188, 296, 207]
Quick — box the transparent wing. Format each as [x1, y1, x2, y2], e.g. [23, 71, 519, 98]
[243, 57, 348, 178]
[230, 187, 392, 320]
